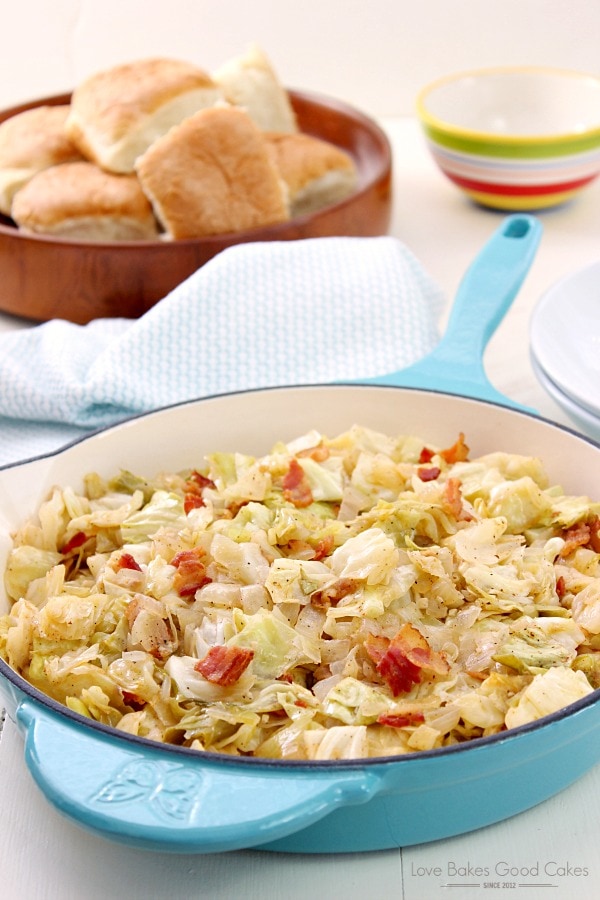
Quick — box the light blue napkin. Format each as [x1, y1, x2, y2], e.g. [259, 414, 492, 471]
[0, 236, 445, 467]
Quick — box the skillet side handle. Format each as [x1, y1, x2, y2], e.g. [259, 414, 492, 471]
[16, 701, 383, 854]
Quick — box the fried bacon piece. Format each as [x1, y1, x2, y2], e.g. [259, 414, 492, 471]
[311, 577, 359, 609]
[116, 552, 142, 572]
[183, 470, 216, 514]
[122, 690, 145, 711]
[184, 494, 204, 513]
[364, 633, 389, 665]
[171, 547, 211, 597]
[284, 539, 317, 559]
[439, 432, 469, 464]
[560, 516, 600, 557]
[377, 710, 426, 728]
[195, 645, 254, 686]
[417, 466, 441, 482]
[365, 624, 449, 697]
[590, 517, 600, 552]
[282, 458, 313, 508]
[417, 467, 470, 522]
[560, 522, 590, 555]
[60, 531, 89, 554]
[112, 551, 145, 590]
[443, 477, 463, 517]
[313, 535, 334, 561]
[442, 475, 474, 522]
[285, 534, 335, 562]
[296, 444, 330, 462]
[419, 432, 470, 466]
[374, 640, 421, 696]
[188, 471, 216, 491]
[418, 446, 435, 464]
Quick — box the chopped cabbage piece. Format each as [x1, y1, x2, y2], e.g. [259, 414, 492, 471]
[4, 546, 63, 602]
[121, 491, 186, 543]
[323, 676, 395, 724]
[229, 609, 320, 677]
[329, 527, 399, 584]
[505, 667, 593, 728]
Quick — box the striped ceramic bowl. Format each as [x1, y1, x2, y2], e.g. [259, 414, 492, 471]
[417, 66, 600, 210]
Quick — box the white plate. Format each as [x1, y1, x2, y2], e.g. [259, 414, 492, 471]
[531, 349, 600, 441]
[529, 260, 600, 417]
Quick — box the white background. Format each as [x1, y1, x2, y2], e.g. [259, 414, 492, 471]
[0, 0, 599, 115]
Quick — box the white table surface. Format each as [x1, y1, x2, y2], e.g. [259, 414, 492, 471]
[1, 117, 600, 900]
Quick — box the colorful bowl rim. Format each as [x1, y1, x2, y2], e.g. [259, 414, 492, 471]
[416, 65, 600, 148]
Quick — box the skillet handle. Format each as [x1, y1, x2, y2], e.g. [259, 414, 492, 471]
[366, 214, 543, 409]
[428, 214, 542, 369]
[16, 700, 383, 854]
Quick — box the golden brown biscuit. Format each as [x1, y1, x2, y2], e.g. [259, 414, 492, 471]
[0, 105, 84, 216]
[135, 105, 289, 239]
[11, 160, 160, 241]
[265, 131, 358, 216]
[213, 44, 297, 133]
[66, 57, 222, 174]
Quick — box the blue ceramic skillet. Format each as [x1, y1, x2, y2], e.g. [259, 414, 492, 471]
[2, 214, 600, 855]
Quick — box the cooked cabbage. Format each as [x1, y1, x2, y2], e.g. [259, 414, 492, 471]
[2, 424, 599, 760]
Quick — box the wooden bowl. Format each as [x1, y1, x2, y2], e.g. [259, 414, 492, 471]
[0, 90, 392, 324]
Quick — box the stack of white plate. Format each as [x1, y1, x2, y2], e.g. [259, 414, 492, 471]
[530, 260, 600, 441]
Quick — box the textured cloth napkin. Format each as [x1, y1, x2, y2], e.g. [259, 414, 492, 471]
[0, 236, 445, 467]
